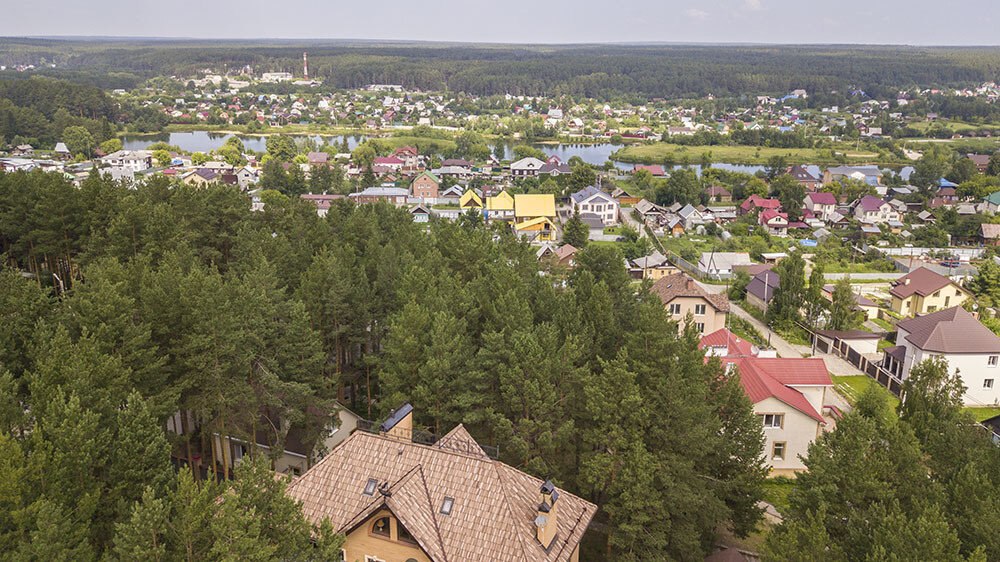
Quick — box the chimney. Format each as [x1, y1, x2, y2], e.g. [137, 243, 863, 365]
[535, 480, 560, 549]
[379, 403, 414, 441]
[686, 278, 695, 290]
[904, 278, 910, 285]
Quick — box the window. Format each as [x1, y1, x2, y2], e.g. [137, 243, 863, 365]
[694, 304, 707, 315]
[695, 322, 705, 334]
[760, 414, 783, 429]
[363, 478, 378, 496]
[669, 303, 682, 315]
[364, 557, 385, 562]
[928, 306, 937, 313]
[397, 522, 418, 545]
[933, 290, 940, 298]
[772, 442, 786, 460]
[371, 516, 391, 537]
[945, 296, 950, 306]
[990, 356, 999, 368]
[440, 497, 454, 515]
[985, 379, 994, 389]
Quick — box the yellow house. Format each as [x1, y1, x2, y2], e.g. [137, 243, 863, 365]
[889, 267, 971, 316]
[486, 190, 516, 222]
[459, 190, 483, 210]
[514, 193, 556, 221]
[515, 217, 557, 241]
[286, 404, 596, 562]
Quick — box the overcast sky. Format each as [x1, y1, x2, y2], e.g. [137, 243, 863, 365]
[2, 0, 997, 45]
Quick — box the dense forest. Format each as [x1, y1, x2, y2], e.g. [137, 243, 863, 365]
[0, 169, 767, 560]
[3, 39, 1000, 100]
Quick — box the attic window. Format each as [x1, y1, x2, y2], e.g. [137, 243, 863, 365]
[363, 478, 378, 496]
[440, 497, 454, 515]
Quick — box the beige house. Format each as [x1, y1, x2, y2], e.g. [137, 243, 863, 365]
[650, 273, 729, 335]
[286, 404, 597, 562]
[888, 267, 971, 316]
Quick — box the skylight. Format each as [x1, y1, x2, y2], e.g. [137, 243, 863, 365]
[363, 478, 378, 496]
[440, 497, 454, 515]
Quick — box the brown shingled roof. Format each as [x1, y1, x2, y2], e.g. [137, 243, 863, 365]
[889, 267, 961, 299]
[896, 306, 1000, 353]
[286, 425, 596, 562]
[650, 272, 729, 312]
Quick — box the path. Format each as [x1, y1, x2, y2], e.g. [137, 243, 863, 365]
[619, 207, 648, 238]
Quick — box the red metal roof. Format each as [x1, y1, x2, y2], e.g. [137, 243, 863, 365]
[721, 357, 830, 423]
[699, 328, 756, 357]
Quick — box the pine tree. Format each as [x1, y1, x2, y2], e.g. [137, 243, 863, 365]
[826, 277, 860, 331]
[112, 488, 169, 562]
[562, 210, 589, 248]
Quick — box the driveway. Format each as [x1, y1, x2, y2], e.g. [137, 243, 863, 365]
[619, 207, 648, 238]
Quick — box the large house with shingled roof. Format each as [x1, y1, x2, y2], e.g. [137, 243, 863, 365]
[286, 404, 596, 562]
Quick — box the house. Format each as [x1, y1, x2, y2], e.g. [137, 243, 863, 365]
[650, 272, 729, 335]
[570, 186, 619, 226]
[824, 165, 882, 186]
[53, 142, 71, 159]
[882, 307, 1000, 406]
[485, 190, 516, 222]
[509, 157, 546, 177]
[410, 171, 440, 200]
[821, 285, 879, 320]
[853, 196, 899, 224]
[459, 190, 483, 210]
[980, 223, 1000, 246]
[759, 209, 789, 236]
[373, 156, 405, 170]
[236, 166, 258, 189]
[677, 204, 704, 230]
[705, 185, 732, 203]
[610, 187, 642, 206]
[888, 267, 971, 316]
[393, 145, 420, 168]
[410, 204, 430, 223]
[286, 405, 597, 562]
[699, 328, 761, 358]
[514, 194, 557, 222]
[101, 150, 153, 172]
[718, 356, 835, 475]
[698, 252, 753, 277]
[787, 165, 821, 190]
[350, 186, 409, 205]
[633, 164, 666, 177]
[11, 144, 33, 156]
[968, 154, 991, 173]
[184, 168, 220, 186]
[307, 151, 329, 166]
[301, 193, 345, 217]
[440, 158, 473, 169]
[981, 191, 1000, 214]
[629, 251, 677, 280]
[514, 217, 557, 242]
[739, 195, 781, 216]
[804, 192, 838, 221]
[745, 270, 780, 311]
[539, 161, 572, 176]
[539, 244, 577, 268]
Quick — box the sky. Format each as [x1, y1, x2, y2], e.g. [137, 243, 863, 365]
[1, 0, 997, 45]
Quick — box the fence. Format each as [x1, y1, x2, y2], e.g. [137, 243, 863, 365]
[800, 323, 905, 397]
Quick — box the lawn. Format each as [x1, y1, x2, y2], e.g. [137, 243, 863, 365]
[832, 375, 900, 410]
[872, 317, 894, 331]
[761, 476, 798, 515]
[612, 142, 903, 166]
[964, 407, 1000, 422]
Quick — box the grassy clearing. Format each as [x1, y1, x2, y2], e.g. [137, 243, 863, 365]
[872, 317, 894, 331]
[761, 476, 798, 515]
[612, 143, 905, 166]
[832, 375, 900, 409]
[964, 407, 1000, 422]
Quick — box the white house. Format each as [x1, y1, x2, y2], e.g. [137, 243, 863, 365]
[100, 150, 153, 172]
[570, 186, 619, 226]
[853, 195, 900, 224]
[698, 252, 753, 277]
[883, 307, 1000, 406]
[804, 192, 838, 222]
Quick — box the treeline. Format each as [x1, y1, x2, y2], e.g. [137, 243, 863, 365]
[0, 169, 767, 560]
[7, 39, 1000, 99]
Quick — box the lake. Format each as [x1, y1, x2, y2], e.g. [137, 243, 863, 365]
[120, 131, 767, 175]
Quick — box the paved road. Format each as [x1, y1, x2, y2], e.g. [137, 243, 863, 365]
[825, 272, 904, 281]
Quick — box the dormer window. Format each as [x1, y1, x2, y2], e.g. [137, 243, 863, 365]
[371, 516, 390, 537]
[363, 478, 378, 496]
[440, 497, 454, 516]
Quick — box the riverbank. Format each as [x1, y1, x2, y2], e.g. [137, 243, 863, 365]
[612, 142, 908, 166]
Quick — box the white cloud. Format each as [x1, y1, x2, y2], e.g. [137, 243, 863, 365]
[744, 0, 762, 10]
[685, 8, 709, 18]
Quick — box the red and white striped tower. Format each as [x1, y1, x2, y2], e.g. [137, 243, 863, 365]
[303, 52, 309, 80]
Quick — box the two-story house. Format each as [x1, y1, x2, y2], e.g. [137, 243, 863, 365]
[739, 195, 781, 216]
[410, 171, 440, 200]
[101, 149, 153, 172]
[853, 195, 900, 224]
[286, 405, 597, 562]
[759, 209, 789, 236]
[570, 186, 619, 226]
[883, 307, 1000, 406]
[509, 157, 546, 178]
[787, 165, 821, 191]
[804, 192, 838, 221]
[888, 267, 971, 316]
[651, 272, 729, 335]
[486, 190, 516, 223]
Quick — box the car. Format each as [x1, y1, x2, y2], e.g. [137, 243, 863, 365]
[940, 260, 961, 268]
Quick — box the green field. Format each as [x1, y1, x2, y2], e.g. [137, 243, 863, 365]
[612, 143, 898, 166]
[964, 407, 1000, 422]
[832, 375, 900, 409]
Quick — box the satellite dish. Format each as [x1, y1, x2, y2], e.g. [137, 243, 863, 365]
[534, 515, 548, 528]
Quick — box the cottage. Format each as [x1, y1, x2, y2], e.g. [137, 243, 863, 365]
[514, 194, 556, 222]
[628, 251, 677, 280]
[981, 223, 1000, 246]
[888, 267, 971, 316]
[509, 157, 546, 177]
[286, 405, 597, 562]
[570, 186, 619, 226]
[698, 252, 753, 277]
[705, 185, 732, 203]
[739, 195, 781, 216]
[804, 192, 838, 221]
[650, 273, 729, 335]
[759, 209, 789, 236]
[485, 190, 516, 222]
[460, 190, 483, 210]
[301, 193, 345, 217]
[883, 307, 1000, 406]
[350, 186, 409, 205]
[787, 165, 821, 190]
[746, 270, 780, 311]
[853, 195, 900, 224]
[410, 171, 440, 200]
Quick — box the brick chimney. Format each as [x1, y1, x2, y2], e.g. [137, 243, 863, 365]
[686, 278, 695, 290]
[535, 480, 560, 549]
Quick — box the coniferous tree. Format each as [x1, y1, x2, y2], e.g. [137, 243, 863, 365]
[563, 210, 589, 248]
